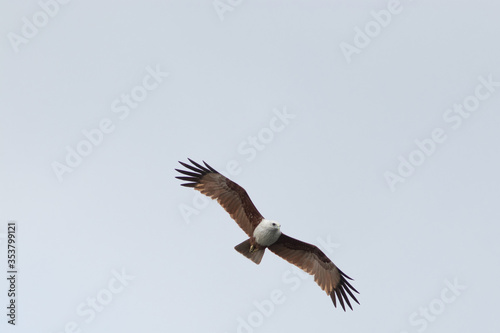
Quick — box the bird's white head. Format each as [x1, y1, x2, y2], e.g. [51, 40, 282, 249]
[254, 219, 282, 246]
[263, 219, 281, 230]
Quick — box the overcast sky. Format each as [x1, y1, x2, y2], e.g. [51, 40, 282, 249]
[1, 1, 500, 332]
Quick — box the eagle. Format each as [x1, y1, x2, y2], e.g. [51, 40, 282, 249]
[175, 159, 359, 311]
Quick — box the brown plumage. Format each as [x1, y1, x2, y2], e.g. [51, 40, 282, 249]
[176, 159, 263, 237]
[176, 159, 359, 311]
[268, 234, 359, 311]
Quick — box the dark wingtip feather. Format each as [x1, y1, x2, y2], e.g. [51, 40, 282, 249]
[335, 289, 346, 311]
[340, 270, 360, 294]
[203, 161, 218, 173]
[187, 158, 210, 172]
[178, 161, 200, 173]
[339, 288, 352, 310]
[343, 285, 360, 305]
[329, 269, 360, 311]
[175, 169, 200, 177]
[343, 279, 360, 295]
[175, 159, 220, 187]
[176, 176, 198, 182]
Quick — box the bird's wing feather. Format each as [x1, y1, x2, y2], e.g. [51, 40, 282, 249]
[176, 159, 263, 237]
[268, 233, 359, 311]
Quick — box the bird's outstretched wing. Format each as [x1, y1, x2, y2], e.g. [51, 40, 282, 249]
[176, 159, 264, 237]
[268, 233, 359, 311]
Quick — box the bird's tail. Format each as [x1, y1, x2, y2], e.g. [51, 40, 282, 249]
[234, 239, 265, 265]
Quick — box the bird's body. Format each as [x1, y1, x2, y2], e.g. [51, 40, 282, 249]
[176, 159, 359, 311]
[253, 219, 281, 246]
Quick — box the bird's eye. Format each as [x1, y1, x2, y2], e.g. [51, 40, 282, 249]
[272, 223, 276, 226]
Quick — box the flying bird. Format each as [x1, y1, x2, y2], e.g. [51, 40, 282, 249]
[175, 159, 359, 311]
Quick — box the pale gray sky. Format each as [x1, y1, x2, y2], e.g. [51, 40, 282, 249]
[1, 1, 499, 332]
